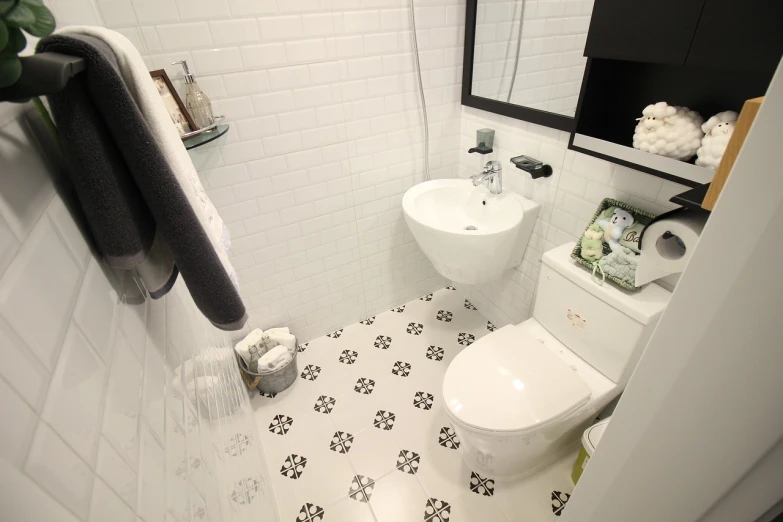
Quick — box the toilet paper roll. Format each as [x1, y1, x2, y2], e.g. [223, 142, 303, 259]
[635, 211, 708, 287]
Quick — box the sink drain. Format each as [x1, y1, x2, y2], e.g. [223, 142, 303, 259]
[464, 225, 478, 231]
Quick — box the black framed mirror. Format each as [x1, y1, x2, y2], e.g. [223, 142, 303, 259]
[461, 0, 593, 132]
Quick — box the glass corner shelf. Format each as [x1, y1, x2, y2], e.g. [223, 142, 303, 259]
[183, 123, 229, 150]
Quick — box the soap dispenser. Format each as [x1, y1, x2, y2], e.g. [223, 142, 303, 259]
[172, 60, 214, 129]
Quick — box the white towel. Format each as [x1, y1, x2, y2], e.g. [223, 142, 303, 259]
[56, 26, 238, 287]
[234, 328, 265, 367]
[257, 345, 293, 373]
[265, 327, 297, 353]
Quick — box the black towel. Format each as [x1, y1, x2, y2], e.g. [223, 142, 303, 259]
[37, 34, 247, 330]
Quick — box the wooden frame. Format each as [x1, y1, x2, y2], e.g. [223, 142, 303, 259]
[702, 96, 764, 210]
[461, 0, 576, 132]
[149, 69, 197, 137]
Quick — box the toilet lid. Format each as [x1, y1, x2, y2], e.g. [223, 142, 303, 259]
[442, 325, 591, 433]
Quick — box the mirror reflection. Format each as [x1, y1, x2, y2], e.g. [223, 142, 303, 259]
[471, 0, 594, 116]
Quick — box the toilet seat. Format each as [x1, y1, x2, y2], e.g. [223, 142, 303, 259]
[443, 325, 591, 434]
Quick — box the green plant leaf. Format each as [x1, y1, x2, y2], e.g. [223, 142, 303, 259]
[0, 18, 7, 50]
[21, 2, 54, 36]
[4, 3, 35, 28]
[4, 26, 25, 53]
[20, 0, 46, 6]
[0, 1, 16, 16]
[0, 54, 22, 88]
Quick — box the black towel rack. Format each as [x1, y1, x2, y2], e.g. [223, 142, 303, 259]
[0, 53, 85, 103]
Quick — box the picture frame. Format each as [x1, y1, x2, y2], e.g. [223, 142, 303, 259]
[149, 69, 197, 137]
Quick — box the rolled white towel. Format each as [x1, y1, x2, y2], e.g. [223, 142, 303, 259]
[257, 345, 293, 373]
[266, 328, 297, 353]
[265, 327, 290, 336]
[234, 328, 265, 366]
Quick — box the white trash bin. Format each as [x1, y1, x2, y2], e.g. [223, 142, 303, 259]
[572, 416, 611, 483]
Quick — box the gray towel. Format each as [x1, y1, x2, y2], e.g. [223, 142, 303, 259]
[36, 38, 177, 299]
[37, 34, 247, 330]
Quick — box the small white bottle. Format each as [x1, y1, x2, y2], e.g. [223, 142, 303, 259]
[172, 60, 214, 130]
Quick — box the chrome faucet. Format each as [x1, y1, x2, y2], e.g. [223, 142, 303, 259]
[471, 160, 503, 194]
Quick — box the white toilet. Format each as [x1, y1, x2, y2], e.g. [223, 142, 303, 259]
[442, 242, 672, 477]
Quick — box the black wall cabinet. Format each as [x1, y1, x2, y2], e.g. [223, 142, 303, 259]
[584, 0, 705, 65]
[572, 0, 782, 186]
[686, 0, 783, 72]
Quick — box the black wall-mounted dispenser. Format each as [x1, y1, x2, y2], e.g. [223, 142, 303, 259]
[511, 155, 552, 179]
[468, 128, 494, 154]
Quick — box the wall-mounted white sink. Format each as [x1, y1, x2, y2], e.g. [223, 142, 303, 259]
[402, 179, 540, 284]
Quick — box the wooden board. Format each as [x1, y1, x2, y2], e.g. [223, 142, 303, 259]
[702, 97, 764, 211]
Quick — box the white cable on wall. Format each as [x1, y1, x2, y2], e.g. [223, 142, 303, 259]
[408, 0, 430, 181]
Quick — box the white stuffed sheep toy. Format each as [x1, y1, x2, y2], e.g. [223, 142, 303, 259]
[633, 102, 704, 161]
[695, 111, 739, 169]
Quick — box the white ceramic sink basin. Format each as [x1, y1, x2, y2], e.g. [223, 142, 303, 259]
[403, 179, 540, 284]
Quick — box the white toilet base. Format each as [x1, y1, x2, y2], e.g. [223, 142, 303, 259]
[448, 394, 615, 478]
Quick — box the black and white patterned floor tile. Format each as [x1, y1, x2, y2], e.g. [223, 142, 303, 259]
[279, 454, 307, 479]
[424, 498, 451, 521]
[414, 391, 434, 410]
[252, 287, 572, 522]
[354, 377, 375, 394]
[230, 476, 263, 505]
[296, 503, 325, 521]
[268, 414, 293, 435]
[329, 431, 354, 454]
[396, 450, 420, 474]
[406, 322, 424, 335]
[313, 395, 336, 414]
[436, 310, 452, 322]
[374, 335, 392, 349]
[457, 332, 475, 346]
[438, 426, 461, 450]
[348, 475, 376, 502]
[470, 472, 495, 496]
[391, 361, 411, 377]
[426, 345, 444, 361]
[339, 349, 358, 364]
[224, 433, 252, 457]
[300, 364, 321, 381]
[552, 491, 571, 516]
[373, 410, 396, 430]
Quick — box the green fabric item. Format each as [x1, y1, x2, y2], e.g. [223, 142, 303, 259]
[598, 247, 638, 285]
[571, 198, 657, 290]
[579, 223, 604, 262]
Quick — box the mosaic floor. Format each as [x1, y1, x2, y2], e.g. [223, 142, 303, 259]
[251, 287, 576, 521]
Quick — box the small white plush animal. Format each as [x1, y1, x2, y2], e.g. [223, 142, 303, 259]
[695, 111, 738, 169]
[633, 102, 704, 161]
[598, 208, 635, 252]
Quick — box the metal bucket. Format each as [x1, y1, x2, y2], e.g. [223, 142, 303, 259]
[236, 338, 299, 395]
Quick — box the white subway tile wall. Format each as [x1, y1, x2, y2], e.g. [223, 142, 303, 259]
[0, 103, 278, 522]
[44, 0, 466, 340]
[457, 106, 687, 327]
